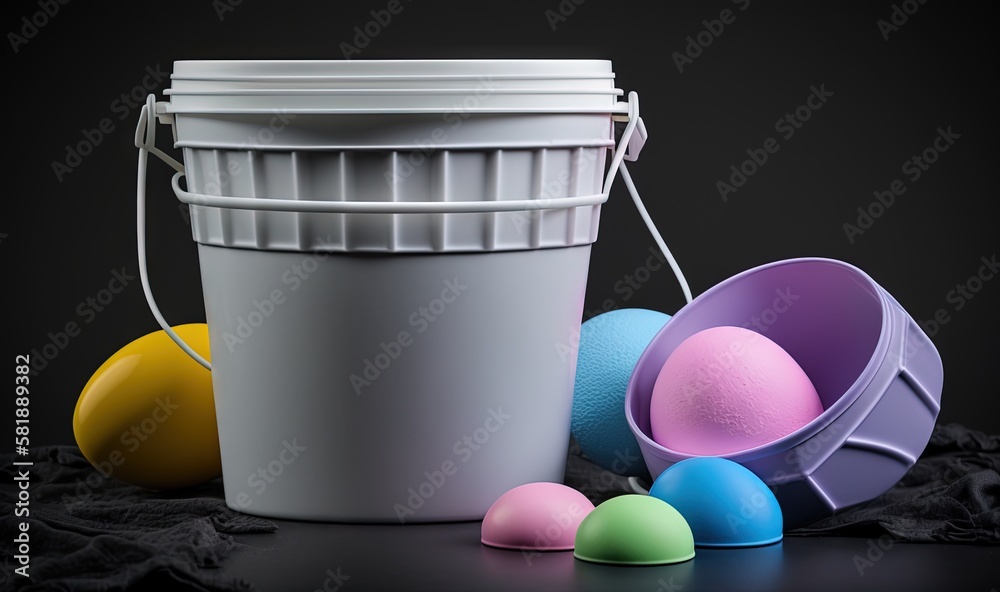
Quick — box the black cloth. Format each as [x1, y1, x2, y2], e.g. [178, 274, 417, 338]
[788, 423, 1000, 543]
[0, 446, 277, 592]
[565, 423, 1000, 544]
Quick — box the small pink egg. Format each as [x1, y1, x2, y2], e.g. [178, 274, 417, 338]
[650, 326, 824, 455]
[481, 482, 595, 551]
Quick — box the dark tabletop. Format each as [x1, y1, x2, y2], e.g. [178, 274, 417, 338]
[224, 519, 998, 592]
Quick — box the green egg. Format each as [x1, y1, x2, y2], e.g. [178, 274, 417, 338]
[573, 494, 695, 566]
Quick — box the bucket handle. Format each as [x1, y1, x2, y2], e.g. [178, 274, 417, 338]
[135, 95, 212, 370]
[609, 93, 693, 305]
[135, 91, 691, 370]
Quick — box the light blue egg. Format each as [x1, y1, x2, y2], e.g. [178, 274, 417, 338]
[649, 457, 783, 547]
[571, 308, 670, 477]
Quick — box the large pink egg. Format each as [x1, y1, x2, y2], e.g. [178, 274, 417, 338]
[650, 326, 824, 455]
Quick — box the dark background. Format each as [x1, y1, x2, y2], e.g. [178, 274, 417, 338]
[4, 0, 998, 448]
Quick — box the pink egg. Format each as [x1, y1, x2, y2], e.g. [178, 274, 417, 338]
[650, 326, 824, 455]
[481, 482, 595, 551]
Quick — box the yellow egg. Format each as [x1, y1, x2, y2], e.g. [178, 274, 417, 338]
[73, 323, 221, 489]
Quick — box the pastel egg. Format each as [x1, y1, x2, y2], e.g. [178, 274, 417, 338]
[482, 482, 595, 551]
[649, 457, 783, 547]
[650, 326, 823, 455]
[574, 494, 695, 565]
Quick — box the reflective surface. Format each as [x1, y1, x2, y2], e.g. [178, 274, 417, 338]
[225, 519, 997, 591]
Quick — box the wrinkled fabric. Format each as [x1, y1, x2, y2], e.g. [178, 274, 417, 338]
[0, 446, 277, 591]
[787, 423, 1000, 543]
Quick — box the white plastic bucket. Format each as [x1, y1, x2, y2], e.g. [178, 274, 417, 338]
[135, 60, 688, 522]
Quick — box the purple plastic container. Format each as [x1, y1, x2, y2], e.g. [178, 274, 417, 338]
[626, 258, 944, 528]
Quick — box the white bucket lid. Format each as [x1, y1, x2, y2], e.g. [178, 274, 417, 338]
[163, 60, 624, 114]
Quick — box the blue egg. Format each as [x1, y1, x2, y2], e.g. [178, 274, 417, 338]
[649, 457, 783, 547]
[571, 308, 670, 477]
